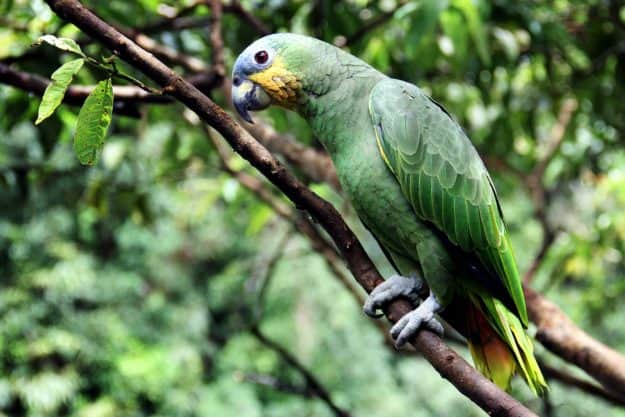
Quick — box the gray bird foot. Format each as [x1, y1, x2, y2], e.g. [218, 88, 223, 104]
[363, 273, 424, 318]
[390, 291, 444, 348]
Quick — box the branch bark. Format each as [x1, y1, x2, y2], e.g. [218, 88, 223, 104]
[539, 361, 625, 407]
[42, 1, 537, 415]
[525, 286, 625, 398]
[220, 77, 341, 190]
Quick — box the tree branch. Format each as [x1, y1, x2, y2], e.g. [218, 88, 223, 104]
[251, 327, 352, 417]
[0, 63, 224, 117]
[539, 361, 625, 407]
[208, 0, 225, 78]
[0, 62, 164, 101]
[121, 30, 210, 73]
[523, 98, 577, 284]
[43, 1, 537, 414]
[225, 0, 271, 36]
[220, 77, 341, 190]
[207, 125, 413, 350]
[525, 286, 625, 398]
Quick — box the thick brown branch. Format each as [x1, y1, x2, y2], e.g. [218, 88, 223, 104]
[243, 119, 341, 191]
[208, 129, 399, 348]
[43, 1, 539, 414]
[220, 77, 341, 190]
[252, 327, 352, 417]
[525, 286, 625, 398]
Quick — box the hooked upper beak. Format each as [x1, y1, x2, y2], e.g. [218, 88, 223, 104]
[231, 74, 271, 124]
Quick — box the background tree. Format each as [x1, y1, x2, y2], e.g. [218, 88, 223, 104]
[1, 0, 625, 416]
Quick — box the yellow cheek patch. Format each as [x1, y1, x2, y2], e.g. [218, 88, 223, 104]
[249, 56, 302, 108]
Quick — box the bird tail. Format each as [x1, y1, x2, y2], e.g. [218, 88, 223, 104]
[465, 296, 548, 396]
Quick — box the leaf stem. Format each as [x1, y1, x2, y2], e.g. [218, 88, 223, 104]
[84, 56, 161, 94]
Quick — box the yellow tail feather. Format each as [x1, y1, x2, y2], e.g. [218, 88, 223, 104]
[465, 299, 548, 395]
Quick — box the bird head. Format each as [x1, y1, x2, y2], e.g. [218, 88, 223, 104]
[231, 33, 320, 123]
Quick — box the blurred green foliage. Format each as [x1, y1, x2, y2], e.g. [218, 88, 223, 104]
[1, 0, 625, 416]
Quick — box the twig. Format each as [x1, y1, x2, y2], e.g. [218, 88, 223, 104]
[246, 224, 292, 320]
[208, 0, 225, 78]
[141, 1, 270, 36]
[523, 231, 556, 284]
[140, 1, 206, 34]
[123, 31, 209, 73]
[251, 326, 352, 417]
[0, 63, 223, 118]
[527, 98, 578, 200]
[0, 62, 166, 103]
[524, 98, 577, 284]
[235, 371, 314, 397]
[41, 1, 541, 414]
[226, 0, 271, 36]
[335, 1, 406, 48]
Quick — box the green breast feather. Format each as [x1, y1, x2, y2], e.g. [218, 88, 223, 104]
[368, 78, 528, 327]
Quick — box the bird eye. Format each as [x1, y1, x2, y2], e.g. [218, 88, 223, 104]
[254, 50, 269, 65]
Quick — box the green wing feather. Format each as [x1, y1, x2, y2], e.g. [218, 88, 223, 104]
[369, 78, 528, 327]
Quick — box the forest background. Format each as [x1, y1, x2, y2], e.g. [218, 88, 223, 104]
[2, 0, 625, 416]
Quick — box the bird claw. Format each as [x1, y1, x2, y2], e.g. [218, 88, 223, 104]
[390, 291, 443, 348]
[363, 273, 424, 318]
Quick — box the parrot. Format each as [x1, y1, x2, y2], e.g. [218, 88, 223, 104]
[231, 33, 547, 395]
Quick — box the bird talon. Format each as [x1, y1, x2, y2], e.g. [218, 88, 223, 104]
[362, 273, 424, 319]
[391, 291, 443, 348]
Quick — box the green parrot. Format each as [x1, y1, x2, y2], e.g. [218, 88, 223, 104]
[232, 33, 547, 395]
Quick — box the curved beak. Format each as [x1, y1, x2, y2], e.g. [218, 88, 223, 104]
[231, 75, 271, 124]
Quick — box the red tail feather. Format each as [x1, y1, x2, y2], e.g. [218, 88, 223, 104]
[465, 302, 516, 390]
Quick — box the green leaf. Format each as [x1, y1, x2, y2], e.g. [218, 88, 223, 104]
[34, 35, 85, 57]
[452, 0, 490, 65]
[36, 58, 84, 125]
[73, 78, 114, 166]
[404, 0, 448, 61]
[394, 2, 419, 20]
[414, 0, 448, 35]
